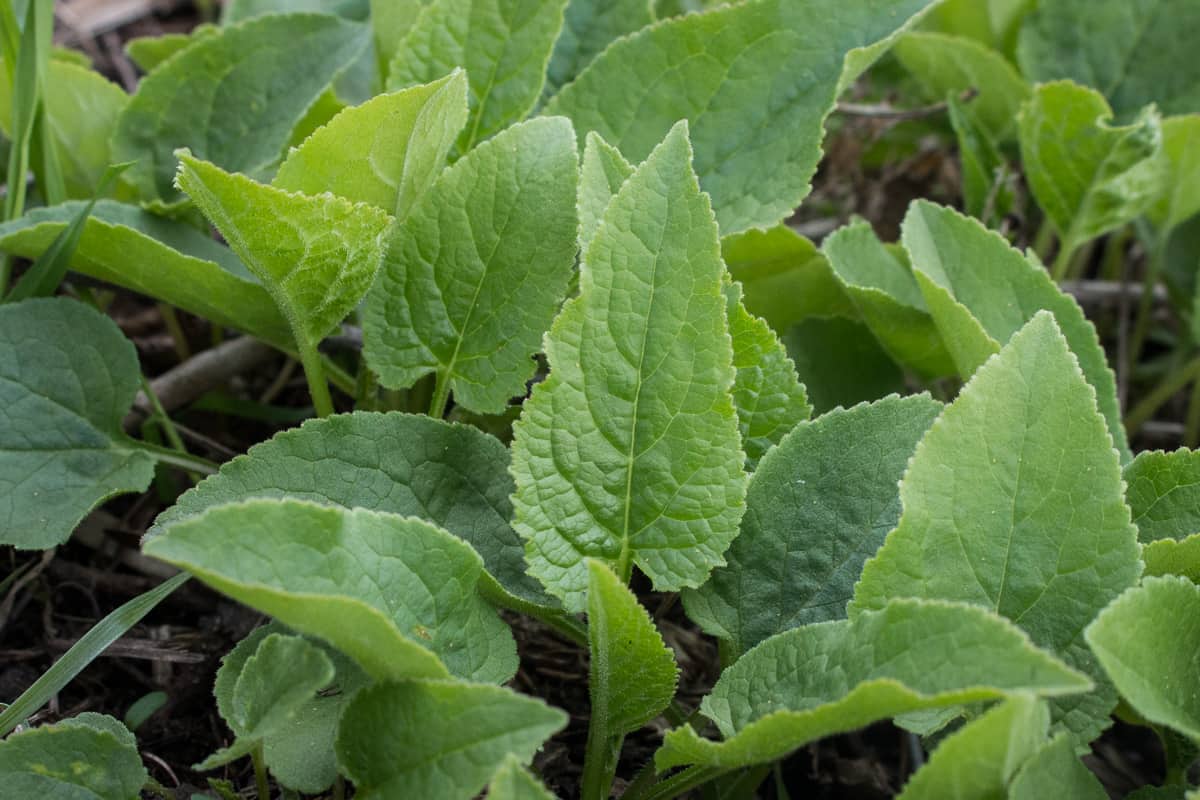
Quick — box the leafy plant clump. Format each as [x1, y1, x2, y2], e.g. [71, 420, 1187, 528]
[2, 0, 1200, 797]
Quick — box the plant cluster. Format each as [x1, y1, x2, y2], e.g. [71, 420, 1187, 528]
[2, 0, 1200, 798]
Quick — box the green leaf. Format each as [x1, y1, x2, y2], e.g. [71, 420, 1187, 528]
[782, 317, 906, 414]
[1124, 449, 1200, 545]
[0, 298, 155, 549]
[822, 220, 955, 378]
[1017, 0, 1200, 120]
[362, 117, 578, 415]
[0, 200, 292, 347]
[143, 499, 518, 683]
[124, 25, 219, 73]
[893, 32, 1029, 140]
[897, 695, 1049, 800]
[1143, 535, 1200, 583]
[111, 13, 368, 203]
[150, 411, 552, 607]
[902, 200, 1132, 463]
[0, 713, 148, 800]
[657, 599, 1090, 771]
[852, 312, 1142, 744]
[273, 70, 468, 219]
[369, 0, 430, 68]
[545, 0, 938, 234]
[510, 122, 745, 611]
[683, 394, 941, 656]
[721, 226, 854, 334]
[335, 680, 567, 800]
[1148, 115, 1200, 235]
[1086, 576, 1200, 743]
[577, 131, 632, 253]
[1017, 81, 1167, 266]
[1008, 734, 1108, 800]
[488, 755, 557, 800]
[175, 150, 392, 349]
[223, 0, 370, 23]
[545, 0, 654, 96]
[947, 93, 1014, 224]
[387, 0, 568, 151]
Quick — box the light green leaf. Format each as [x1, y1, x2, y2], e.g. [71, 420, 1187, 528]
[387, 0, 568, 151]
[274, 70, 468, 219]
[578, 131, 632, 252]
[657, 599, 1090, 771]
[150, 411, 552, 607]
[545, 0, 654, 96]
[782, 317, 906, 414]
[223, 0, 370, 23]
[143, 499, 518, 683]
[898, 695, 1049, 799]
[0, 298, 155, 549]
[1087, 576, 1200, 743]
[1017, 81, 1167, 264]
[852, 312, 1142, 744]
[363, 117, 577, 415]
[175, 150, 392, 351]
[335, 680, 567, 800]
[902, 199, 1132, 463]
[1124, 449, 1200, 545]
[1148, 115, 1200, 235]
[683, 394, 941, 656]
[510, 122, 745, 612]
[1008, 734, 1108, 800]
[488, 755, 557, 800]
[124, 25, 219, 72]
[1017, 0, 1200, 120]
[823, 220, 955, 378]
[919, 0, 1033, 59]
[0, 713, 148, 800]
[721, 226, 854, 334]
[546, 0, 938, 234]
[1143, 535, 1200, 583]
[112, 13, 369, 203]
[894, 32, 1029, 141]
[370, 0, 430, 68]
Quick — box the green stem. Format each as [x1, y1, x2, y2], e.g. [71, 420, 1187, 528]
[298, 340, 335, 418]
[476, 577, 588, 647]
[128, 439, 219, 475]
[580, 724, 620, 800]
[1050, 235, 1077, 282]
[332, 776, 346, 800]
[251, 742, 271, 800]
[623, 765, 732, 800]
[1129, 231, 1169, 368]
[1125, 354, 1200, 435]
[1031, 218, 1056, 264]
[428, 370, 451, 419]
[139, 375, 187, 456]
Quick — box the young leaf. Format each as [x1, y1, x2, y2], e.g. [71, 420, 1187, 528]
[387, 0, 568, 151]
[124, 25, 219, 72]
[0, 201, 291, 346]
[897, 695, 1049, 799]
[822, 220, 955, 378]
[1008, 734, 1108, 800]
[1018, 81, 1167, 275]
[0, 298, 155, 549]
[1086, 576, 1200, 743]
[657, 599, 1090, 771]
[683, 395, 942, 656]
[362, 117, 578, 415]
[112, 13, 369, 203]
[150, 411, 552, 607]
[782, 317, 906, 414]
[1147, 115, 1200, 236]
[577, 131, 632, 252]
[510, 122, 745, 611]
[273, 70, 468, 219]
[852, 312, 1142, 744]
[143, 499, 519, 683]
[335, 680, 567, 800]
[0, 713, 148, 800]
[545, 0, 654, 96]
[489, 755, 558, 800]
[545, 0, 938, 234]
[902, 200, 1132, 462]
[1017, 0, 1200, 119]
[369, 0, 429, 68]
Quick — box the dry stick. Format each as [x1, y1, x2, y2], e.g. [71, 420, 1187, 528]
[836, 88, 977, 122]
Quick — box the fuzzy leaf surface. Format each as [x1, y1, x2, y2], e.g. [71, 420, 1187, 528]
[0, 299, 155, 549]
[1008, 734, 1108, 800]
[657, 599, 1090, 770]
[335, 680, 567, 800]
[546, 0, 937, 234]
[0, 713, 147, 800]
[545, 0, 653, 96]
[1124, 449, 1200, 545]
[577, 131, 632, 252]
[363, 117, 577, 414]
[510, 123, 745, 611]
[488, 756, 557, 800]
[852, 313, 1142, 744]
[144, 499, 518, 683]
[684, 395, 941, 655]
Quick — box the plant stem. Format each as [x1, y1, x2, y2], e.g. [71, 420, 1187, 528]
[580, 723, 620, 800]
[623, 765, 732, 800]
[1129, 231, 1169, 369]
[475, 577, 588, 647]
[1050, 236, 1076, 282]
[428, 370, 451, 418]
[1125, 354, 1200, 436]
[332, 776, 346, 800]
[251, 742, 271, 800]
[298, 341, 335, 418]
[128, 439, 219, 475]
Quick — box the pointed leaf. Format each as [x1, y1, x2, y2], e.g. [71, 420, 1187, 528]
[852, 313, 1142, 744]
[577, 131, 632, 252]
[657, 599, 1090, 771]
[1148, 115, 1200, 235]
[175, 151, 392, 349]
[143, 499, 518, 683]
[510, 122, 745, 611]
[1009, 734, 1108, 800]
[362, 117, 577, 414]
[387, 0, 568, 151]
[112, 13, 368, 203]
[335, 680, 567, 800]
[0, 713, 147, 800]
[1086, 576, 1200, 743]
[150, 411, 552, 606]
[947, 93, 1015, 224]
[273, 71, 468, 219]
[0, 298, 155, 549]
[545, 0, 938, 234]
[684, 394, 941, 655]
[488, 755, 557, 800]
